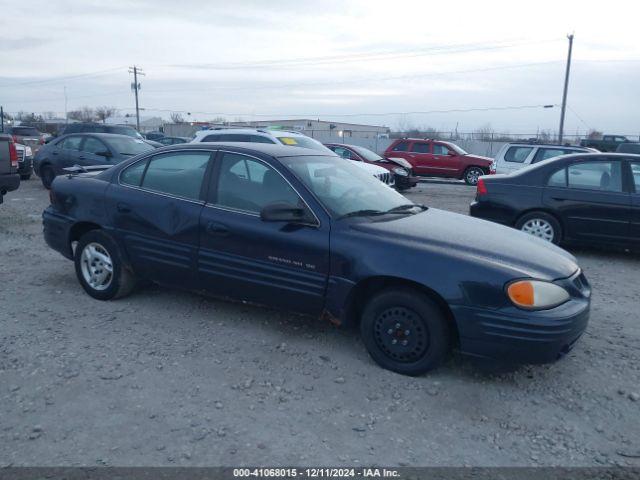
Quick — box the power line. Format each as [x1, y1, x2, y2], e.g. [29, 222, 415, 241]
[0, 66, 126, 89]
[115, 103, 557, 118]
[168, 38, 560, 70]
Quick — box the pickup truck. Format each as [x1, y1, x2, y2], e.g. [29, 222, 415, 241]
[579, 135, 631, 152]
[0, 134, 20, 204]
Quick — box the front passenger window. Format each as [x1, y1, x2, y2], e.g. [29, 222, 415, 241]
[215, 153, 301, 214]
[140, 152, 211, 200]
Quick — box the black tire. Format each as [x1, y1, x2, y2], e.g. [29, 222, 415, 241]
[20, 174, 31, 180]
[515, 211, 562, 245]
[74, 230, 136, 300]
[360, 288, 450, 376]
[40, 165, 55, 189]
[463, 166, 485, 186]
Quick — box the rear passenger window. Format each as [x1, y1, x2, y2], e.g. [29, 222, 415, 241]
[120, 161, 148, 187]
[504, 146, 533, 163]
[392, 141, 409, 152]
[140, 152, 211, 200]
[250, 135, 276, 144]
[532, 148, 573, 164]
[567, 161, 622, 192]
[411, 142, 430, 153]
[202, 135, 220, 142]
[547, 168, 567, 187]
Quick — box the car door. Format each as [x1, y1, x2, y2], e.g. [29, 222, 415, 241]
[106, 150, 213, 288]
[429, 142, 462, 177]
[79, 135, 112, 167]
[628, 160, 640, 244]
[198, 150, 330, 315]
[543, 159, 630, 242]
[57, 135, 84, 173]
[407, 141, 433, 175]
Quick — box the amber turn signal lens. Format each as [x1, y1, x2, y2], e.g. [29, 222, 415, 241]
[507, 281, 535, 307]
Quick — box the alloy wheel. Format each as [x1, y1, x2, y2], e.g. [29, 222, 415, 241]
[80, 242, 114, 291]
[521, 218, 555, 242]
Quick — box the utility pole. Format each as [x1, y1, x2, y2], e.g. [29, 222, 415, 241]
[558, 34, 574, 144]
[1, 106, 4, 132]
[128, 65, 145, 131]
[64, 86, 68, 123]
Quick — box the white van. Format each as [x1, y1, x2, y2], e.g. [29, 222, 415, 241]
[491, 143, 595, 174]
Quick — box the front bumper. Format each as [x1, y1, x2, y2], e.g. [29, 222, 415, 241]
[0, 173, 20, 201]
[43, 207, 74, 259]
[397, 175, 419, 189]
[18, 157, 33, 176]
[452, 271, 591, 364]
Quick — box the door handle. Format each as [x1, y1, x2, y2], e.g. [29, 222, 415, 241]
[116, 202, 132, 213]
[551, 197, 567, 202]
[206, 221, 230, 236]
[78, 156, 85, 160]
[52, 151, 59, 155]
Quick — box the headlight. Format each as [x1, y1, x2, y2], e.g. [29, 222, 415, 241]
[26, 146, 33, 156]
[392, 167, 408, 176]
[506, 280, 570, 310]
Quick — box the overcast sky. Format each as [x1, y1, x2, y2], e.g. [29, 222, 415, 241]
[1, 0, 638, 135]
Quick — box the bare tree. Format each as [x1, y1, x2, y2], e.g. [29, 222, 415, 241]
[587, 129, 603, 139]
[474, 123, 495, 141]
[67, 106, 96, 122]
[170, 112, 185, 124]
[95, 106, 117, 124]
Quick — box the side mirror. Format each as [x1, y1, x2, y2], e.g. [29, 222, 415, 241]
[447, 151, 456, 156]
[260, 203, 314, 225]
[96, 150, 112, 158]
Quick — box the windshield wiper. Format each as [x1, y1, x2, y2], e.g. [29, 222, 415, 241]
[338, 209, 385, 219]
[385, 203, 428, 214]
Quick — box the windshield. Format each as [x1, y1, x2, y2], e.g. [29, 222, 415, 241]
[110, 126, 144, 139]
[276, 135, 332, 152]
[281, 155, 409, 217]
[448, 143, 468, 155]
[107, 137, 154, 156]
[350, 145, 384, 162]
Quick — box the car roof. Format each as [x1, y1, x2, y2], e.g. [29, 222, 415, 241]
[504, 142, 588, 149]
[59, 133, 138, 141]
[157, 141, 337, 158]
[194, 128, 306, 137]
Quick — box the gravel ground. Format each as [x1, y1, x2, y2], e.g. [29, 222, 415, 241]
[1, 177, 639, 467]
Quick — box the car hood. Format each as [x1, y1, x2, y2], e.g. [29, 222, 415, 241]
[465, 154, 493, 164]
[353, 161, 389, 175]
[351, 208, 578, 280]
[385, 156, 412, 169]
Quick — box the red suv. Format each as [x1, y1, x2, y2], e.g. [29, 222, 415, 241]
[384, 139, 492, 185]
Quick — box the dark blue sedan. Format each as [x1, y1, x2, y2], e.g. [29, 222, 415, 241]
[42, 143, 591, 375]
[33, 133, 154, 189]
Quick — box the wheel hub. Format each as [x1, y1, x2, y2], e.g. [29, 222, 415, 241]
[374, 307, 429, 362]
[80, 242, 113, 291]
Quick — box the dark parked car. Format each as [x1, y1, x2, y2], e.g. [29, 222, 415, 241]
[144, 131, 165, 141]
[43, 143, 590, 376]
[16, 143, 34, 180]
[33, 133, 154, 188]
[616, 143, 640, 154]
[580, 134, 631, 152]
[325, 143, 419, 190]
[0, 134, 20, 204]
[470, 153, 640, 249]
[57, 123, 163, 148]
[156, 136, 189, 146]
[384, 138, 492, 185]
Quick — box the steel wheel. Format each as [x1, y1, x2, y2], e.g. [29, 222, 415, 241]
[373, 307, 430, 363]
[80, 242, 114, 291]
[521, 218, 555, 242]
[464, 167, 484, 186]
